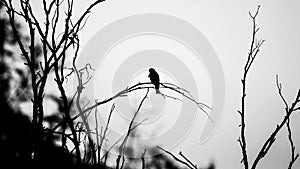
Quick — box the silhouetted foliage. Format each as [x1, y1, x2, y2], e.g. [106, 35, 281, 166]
[0, 3, 32, 167]
[0, 3, 82, 168]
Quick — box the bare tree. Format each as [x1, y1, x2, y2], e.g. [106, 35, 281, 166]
[2, 0, 105, 163]
[2, 0, 213, 167]
[238, 5, 299, 169]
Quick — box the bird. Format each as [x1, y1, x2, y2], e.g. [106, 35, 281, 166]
[148, 68, 161, 94]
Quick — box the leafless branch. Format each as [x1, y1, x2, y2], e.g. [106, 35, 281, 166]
[157, 146, 196, 169]
[179, 151, 198, 169]
[238, 5, 264, 169]
[116, 89, 149, 169]
[100, 118, 148, 161]
[83, 82, 212, 123]
[3, 0, 105, 163]
[286, 117, 299, 169]
[238, 5, 299, 169]
[250, 76, 300, 169]
[98, 103, 115, 163]
[275, 75, 299, 169]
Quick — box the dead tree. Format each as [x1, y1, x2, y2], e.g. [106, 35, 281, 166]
[238, 5, 299, 169]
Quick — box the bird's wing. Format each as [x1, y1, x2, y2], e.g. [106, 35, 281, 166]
[149, 74, 159, 83]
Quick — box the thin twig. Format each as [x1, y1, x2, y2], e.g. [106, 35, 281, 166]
[116, 89, 149, 169]
[157, 146, 196, 169]
[100, 118, 148, 161]
[94, 106, 100, 164]
[98, 103, 115, 162]
[179, 151, 197, 169]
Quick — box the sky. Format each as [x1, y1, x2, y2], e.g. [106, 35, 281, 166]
[27, 0, 300, 169]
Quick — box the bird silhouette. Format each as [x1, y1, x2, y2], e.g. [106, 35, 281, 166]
[148, 68, 160, 94]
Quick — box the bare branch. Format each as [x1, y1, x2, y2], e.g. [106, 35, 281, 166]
[157, 146, 196, 169]
[286, 117, 299, 169]
[276, 76, 299, 169]
[116, 89, 149, 169]
[179, 151, 198, 169]
[276, 75, 289, 110]
[251, 77, 300, 169]
[98, 103, 115, 162]
[3, 0, 105, 163]
[83, 82, 212, 123]
[238, 6, 265, 169]
[100, 118, 148, 161]
[238, 6, 299, 169]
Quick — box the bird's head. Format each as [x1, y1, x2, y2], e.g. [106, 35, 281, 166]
[149, 68, 155, 73]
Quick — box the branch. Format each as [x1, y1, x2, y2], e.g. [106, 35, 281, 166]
[3, 0, 105, 163]
[83, 82, 212, 123]
[98, 103, 115, 163]
[3, 0, 31, 64]
[100, 118, 148, 161]
[179, 151, 198, 169]
[276, 76, 299, 169]
[116, 89, 149, 169]
[238, 5, 264, 169]
[251, 76, 300, 169]
[141, 149, 146, 169]
[287, 117, 299, 169]
[157, 146, 196, 169]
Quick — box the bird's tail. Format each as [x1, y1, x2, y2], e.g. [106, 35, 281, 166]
[156, 89, 165, 99]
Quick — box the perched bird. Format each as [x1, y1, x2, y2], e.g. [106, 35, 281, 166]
[148, 68, 160, 94]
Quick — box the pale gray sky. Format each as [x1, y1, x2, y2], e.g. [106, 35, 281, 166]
[28, 0, 300, 168]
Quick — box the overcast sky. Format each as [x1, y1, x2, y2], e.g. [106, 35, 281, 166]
[29, 0, 300, 168]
